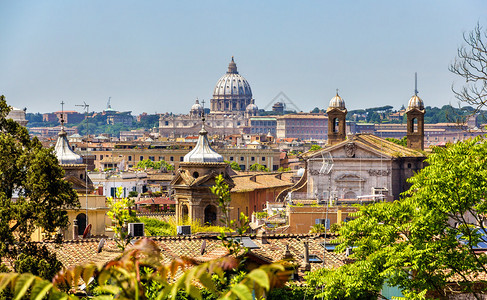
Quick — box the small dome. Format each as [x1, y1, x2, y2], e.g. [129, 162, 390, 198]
[329, 92, 345, 109]
[191, 99, 203, 112]
[213, 57, 252, 99]
[183, 122, 224, 163]
[246, 99, 258, 112]
[54, 129, 83, 165]
[407, 95, 424, 110]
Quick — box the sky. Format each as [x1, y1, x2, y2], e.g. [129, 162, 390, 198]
[0, 0, 485, 115]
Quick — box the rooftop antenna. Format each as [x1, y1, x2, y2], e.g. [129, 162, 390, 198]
[107, 97, 112, 110]
[414, 72, 419, 96]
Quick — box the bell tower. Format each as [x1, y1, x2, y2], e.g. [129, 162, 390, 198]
[406, 73, 425, 151]
[327, 91, 347, 145]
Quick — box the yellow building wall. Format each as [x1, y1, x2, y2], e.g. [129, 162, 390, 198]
[287, 205, 359, 234]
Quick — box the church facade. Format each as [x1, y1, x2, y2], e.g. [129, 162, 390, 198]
[301, 91, 426, 202]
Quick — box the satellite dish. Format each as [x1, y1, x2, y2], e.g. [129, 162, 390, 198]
[97, 238, 106, 253]
[82, 223, 92, 239]
[200, 240, 207, 255]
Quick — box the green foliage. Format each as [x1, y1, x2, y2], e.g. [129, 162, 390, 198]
[209, 174, 232, 227]
[107, 187, 138, 250]
[386, 136, 407, 147]
[309, 223, 326, 234]
[138, 217, 174, 236]
[309, 144, 322, 151]
[267, 284, 314, 300]
[329, 222, 341, 233]
[277, 167, 291, 172]
[254, 212, 268, 219]
[13, 244, 62, 281]
[249, 163, 269, 172]
[311, 107, 322, 114]
[136, 159, 174, 171]
[224, 160, 241, 171]
[0, 96, 78, 280]
[129, 190, 139, 198]
[316, 137, 487, 299]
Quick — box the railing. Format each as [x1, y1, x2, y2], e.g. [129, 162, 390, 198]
[136, 212, 175, 217]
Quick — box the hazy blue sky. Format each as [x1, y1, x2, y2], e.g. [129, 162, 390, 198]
[0, 0, 485, 115]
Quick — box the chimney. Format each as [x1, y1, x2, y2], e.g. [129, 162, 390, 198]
[73, 219, 79, 240]
[256, 229, 268, 244]
[282, 244, 293, 260]
[302, 241, 311, 271]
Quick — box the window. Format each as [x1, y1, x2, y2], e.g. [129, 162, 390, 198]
[128, 156, 132, 161]
[230, 156, 234, 161]
[180, 157, 184, 162]
[251, 157, 255, 161]
[100, 155, 103, 160]
[149, 156, 155, 161]
[139, 156, 144, 161]
[170, 156, 174, 161]
[262, 157, 265, 161]
[159, 156, 164, 161]
[240, 165, 245, 171]
[315, 218, 330, 229]
[240, 157, 244, 161]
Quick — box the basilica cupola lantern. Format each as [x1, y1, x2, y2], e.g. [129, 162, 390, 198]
[406, 73, 425, 151]
[327, 91, 347, 145]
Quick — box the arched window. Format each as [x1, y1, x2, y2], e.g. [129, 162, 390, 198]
[333, 118, 339, 133]
[204, 205, 217, 225]
[181, 204, 189, 222]
[412, 118, 417, 133]
[76, 213, 87, 235]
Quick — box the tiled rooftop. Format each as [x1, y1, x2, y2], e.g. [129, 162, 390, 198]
[37, 233, 346, 279]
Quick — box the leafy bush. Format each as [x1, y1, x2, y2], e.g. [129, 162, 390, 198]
[139, 217, 174, 236]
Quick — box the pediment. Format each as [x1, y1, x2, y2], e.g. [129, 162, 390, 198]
[307, 141, 389, 160]
[335, 174, 365, 182]
[171, 169, 235, 189]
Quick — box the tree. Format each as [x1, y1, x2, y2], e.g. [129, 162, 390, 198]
[107, 187, 138, 251]
[313, 137, 487, 299]
[249, 163, 270, 172]
[385, 136, 407, 147]
[224, 160, 241, 171]
[449, 23, 487, 113]
[136, 159, 174, 171]
[0, 96, 79, 279]
[309, 144, 322, 151]
[209, 174, 232, 228]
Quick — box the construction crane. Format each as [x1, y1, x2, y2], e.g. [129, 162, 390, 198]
[75, 101, 90, 136]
